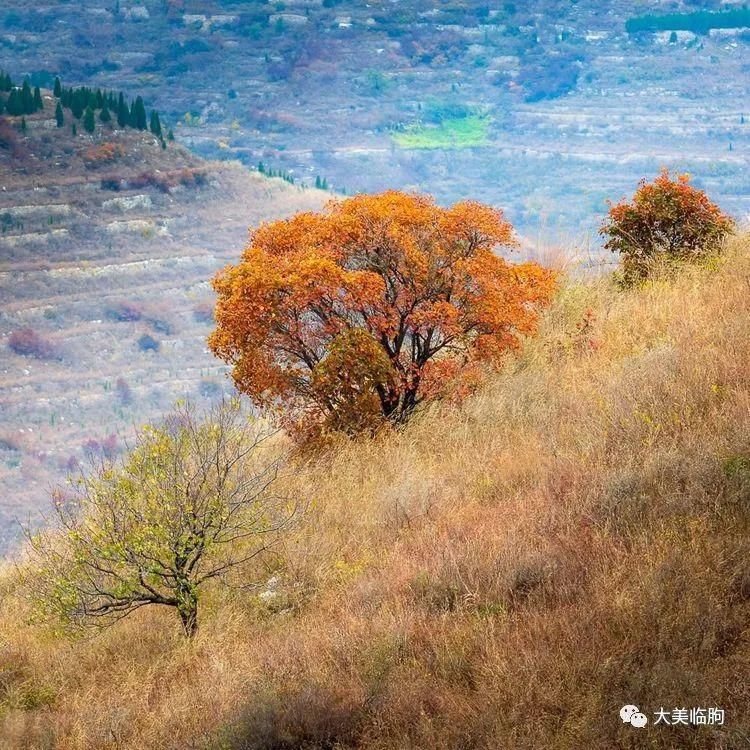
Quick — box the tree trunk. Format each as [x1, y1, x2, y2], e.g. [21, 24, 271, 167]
[176, 586, 198, 637]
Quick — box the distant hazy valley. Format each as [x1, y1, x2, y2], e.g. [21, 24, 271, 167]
[0, 91, 325, 550]
[2, 0, 748, 240]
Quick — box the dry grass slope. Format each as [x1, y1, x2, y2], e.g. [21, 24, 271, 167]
[1, 235, 749, 749]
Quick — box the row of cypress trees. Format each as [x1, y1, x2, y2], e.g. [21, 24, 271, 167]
[0, 70, 173, 144]
[53, 77, 167, 140]
[0, 72, 44, 117]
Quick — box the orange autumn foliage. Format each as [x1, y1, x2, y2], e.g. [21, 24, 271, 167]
[82, 142, 125, 166]
[209, 191, 555, 437]
[600, 169, 734, 283]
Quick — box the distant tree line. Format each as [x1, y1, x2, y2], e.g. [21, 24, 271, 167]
[0, 72, 44, 117]
[626, 8, 750, 34]
[257, 161, 295, 184]
[0, 70, 171, 144]
[54, 77, 166, 141]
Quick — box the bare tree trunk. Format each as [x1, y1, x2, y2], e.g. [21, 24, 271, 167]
[176, 585, 198, 637]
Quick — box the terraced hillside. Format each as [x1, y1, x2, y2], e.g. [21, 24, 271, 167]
[1, 0, 748, 238]
[0, 92, 327, 552]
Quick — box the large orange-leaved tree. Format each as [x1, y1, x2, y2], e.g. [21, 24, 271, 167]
[209, 191, 555, 437]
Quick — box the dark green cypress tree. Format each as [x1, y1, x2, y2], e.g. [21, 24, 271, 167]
[167, 128, 174, 141]
[117, 93, 129, 127]
[33, 86, 43, 112]
[71, 90, 85, 119]
[21, 79, 34, 114]
[149, 110, 162, 137]
[53, 77, 62, 98]
[0, 97, 5, 115]
[99, 105, 111, 123]
[132, 96, 147, 130]
[55, 101, 64, 127]
[83, 105, 96, 133]
[20, 116, 27, 132]
[72, 123, 77, 136]
[6, 88, 22, 116]
[96, 89, 104, 108]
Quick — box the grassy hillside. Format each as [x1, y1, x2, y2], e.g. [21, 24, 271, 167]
[0, 89, 328, 553]
[1, 234, 749, 749]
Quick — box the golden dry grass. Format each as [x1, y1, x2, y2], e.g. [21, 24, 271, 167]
[1, 235, 749, 749]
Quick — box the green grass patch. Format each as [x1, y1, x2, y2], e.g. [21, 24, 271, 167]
[392, 115, 489, 150]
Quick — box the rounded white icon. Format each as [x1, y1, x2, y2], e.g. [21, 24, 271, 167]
[630, 712, 648, 728]
[620, 705, 639, 723]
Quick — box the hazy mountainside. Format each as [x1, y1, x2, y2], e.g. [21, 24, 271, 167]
[1, 0, 748, 238]
[2, 236, 748, 749]
[0, 90, 327, 553]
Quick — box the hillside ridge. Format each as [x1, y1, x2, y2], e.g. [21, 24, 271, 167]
[0, 86, 328, 552]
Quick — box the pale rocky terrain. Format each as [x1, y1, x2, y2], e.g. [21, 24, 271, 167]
[0, 94, 327, 551]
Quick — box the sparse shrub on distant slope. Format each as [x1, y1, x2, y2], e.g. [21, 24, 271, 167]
[198, 379, 223, 399]
[8, 328, 57, 360]
[128, 170, 171, 192]
[601, 169, 734, 284]
[100, 176, 122, 191]
[24, 401, 296, 636]
[106, 300, 142, 322]
[115, 376, 133, 406]
[193, 299, 215, 323]
[210, 190, 555, 439]
[0, 116, 23, 157]
[137, 333, 160, 352]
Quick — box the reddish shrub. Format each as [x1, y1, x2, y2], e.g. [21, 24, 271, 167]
[82, 142, 125, 167]
[128, 171, 171, 193]
[8, 328, 58, 360]
[601, 169, 734, 283]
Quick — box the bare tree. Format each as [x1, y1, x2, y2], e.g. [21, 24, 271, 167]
[24, 400, 297, 637]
